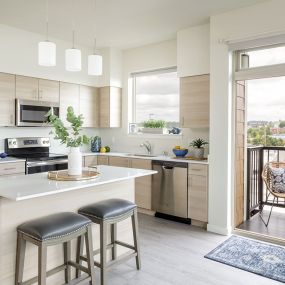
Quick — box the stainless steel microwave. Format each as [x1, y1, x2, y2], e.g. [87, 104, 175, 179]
[16, 99, 59, 127]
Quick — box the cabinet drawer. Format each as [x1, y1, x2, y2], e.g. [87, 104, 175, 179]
[84, 156, 98, 167]
[108, 156, 129, 167]
[97, 156, 109, 165]
[0, 162, 25, 176]
[188, 164, 207, 176]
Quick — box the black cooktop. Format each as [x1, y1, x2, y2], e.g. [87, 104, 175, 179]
[10, 153, 68, 161]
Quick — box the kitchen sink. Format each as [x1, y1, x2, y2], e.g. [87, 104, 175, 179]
[126, 153, 156, 158]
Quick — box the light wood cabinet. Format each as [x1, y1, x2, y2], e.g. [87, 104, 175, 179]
[38, 79, 59, 102]
[130, 158, 152, 210]
[16, 75, 59, 103]
[99, 86, 122, 128]
[84, 156, 98, 167]
[80, 85, 99, 128]
[59, 82, 80, 126]
[16, 75, 38, 100]
[0, 161, 25, 176]
[109, 156, 129, 167]
[180, 74, 209, 128]
[0, 73, 16, 126]
[188, 164, 208, 222]
[97, 155, 109, 165]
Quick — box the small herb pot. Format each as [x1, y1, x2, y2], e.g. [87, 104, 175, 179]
[193, 148, 205, 159]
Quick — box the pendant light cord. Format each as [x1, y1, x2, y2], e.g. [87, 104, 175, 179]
[45, 0, 49, 41]
[72, 0, 75, 48]
[93, 0, 97, 54]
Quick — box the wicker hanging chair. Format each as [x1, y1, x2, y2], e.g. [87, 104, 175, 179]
[260, 162, 285, 226]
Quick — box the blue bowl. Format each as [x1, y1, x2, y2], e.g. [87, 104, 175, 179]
[173, 149, 188, 157]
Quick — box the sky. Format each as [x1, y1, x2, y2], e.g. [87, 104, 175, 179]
[247, 46, 285, 122]
[135, 71, 179, 123]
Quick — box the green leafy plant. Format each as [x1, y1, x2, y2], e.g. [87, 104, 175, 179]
[143, 119, 166, 128]
[189, 138, 208, 149]
[46, 106, 89, 147]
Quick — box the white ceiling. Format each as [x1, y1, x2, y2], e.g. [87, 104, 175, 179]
[0, 0, 267, 49]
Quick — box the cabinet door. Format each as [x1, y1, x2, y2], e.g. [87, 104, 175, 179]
[0, 73, 15, 126]
[130, 158, 152, 210]
[39, 79, 59, 103]
[97, 155, 109, 165]
[16, 75, 39, 100]
[180, 74, 209, 128]
[99, 86, 121, 128]
[109, 156, 129, 167]
[188, 174, 208, 222]
[59, 82, 80, 126]
[80, 85, 99, 127]
[84, 156, 98, 167]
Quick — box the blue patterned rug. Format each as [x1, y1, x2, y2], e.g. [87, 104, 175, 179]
[205, 235, 285, 283]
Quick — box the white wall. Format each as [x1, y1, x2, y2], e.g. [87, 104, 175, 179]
[208, 0, 285, 235]
[177, 24, 210, 77]
[99, 39, 209, 155]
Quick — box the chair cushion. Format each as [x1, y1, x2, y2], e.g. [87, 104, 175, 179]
[269, 166, 285, 194]
[78, 199, 136, 220]
[17, 212, 91, 241]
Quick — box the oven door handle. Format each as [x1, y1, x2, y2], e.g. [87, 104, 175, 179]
[27, 159, 68, 167]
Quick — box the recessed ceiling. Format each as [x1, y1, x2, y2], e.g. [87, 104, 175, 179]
[0, 0, 267, 49]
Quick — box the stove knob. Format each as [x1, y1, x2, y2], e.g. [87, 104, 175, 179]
[13, 141, 16, 145]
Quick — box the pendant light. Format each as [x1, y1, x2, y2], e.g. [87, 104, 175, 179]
[88, 0, 103, 76]
[38, 0, 56, 66]
[65, 0, 81, 71]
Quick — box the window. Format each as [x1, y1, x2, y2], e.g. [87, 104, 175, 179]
[132, 68, 180, 133]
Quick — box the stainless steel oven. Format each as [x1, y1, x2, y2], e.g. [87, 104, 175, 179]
[16, 99, 59, 127]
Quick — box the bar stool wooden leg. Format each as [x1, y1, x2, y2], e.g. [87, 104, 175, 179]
[131, 209, 141, 270]
[111, 223, 117, 260]
[38, 244, 47, 285]
[85, 225, 96, 285]
[100, 221, 107, 285]
[64, 241, 71, 283]
[15, 232, 26, 285]
[76, 235, 84, 278]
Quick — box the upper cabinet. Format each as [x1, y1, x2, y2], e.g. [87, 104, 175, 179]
[99, 86, 122, 128]
[177, 24, 210, 77]
[79, 85, 99, 128]
[60, 82, 80, 126]
[0, 73, 15, 126]
[16, 75, 59, 102]
[38, 79, 59, 103]
[180, 74, 210, 128]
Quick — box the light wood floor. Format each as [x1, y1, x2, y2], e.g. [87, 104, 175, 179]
[94, 214, 282, 285]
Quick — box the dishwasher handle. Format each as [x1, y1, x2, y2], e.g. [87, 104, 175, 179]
[162, 165, 174, 170]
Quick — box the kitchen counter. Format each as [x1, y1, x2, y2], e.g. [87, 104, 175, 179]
[82, 151, 209, 164]
[0, 165, 156, 201]
[0, 165, 156, 284]
[0, 157, 26, 164]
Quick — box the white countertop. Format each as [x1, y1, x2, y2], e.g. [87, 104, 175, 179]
[0, 165, 157, 201]
[0, 157, 26, 164]
[83, 151, 208, 164]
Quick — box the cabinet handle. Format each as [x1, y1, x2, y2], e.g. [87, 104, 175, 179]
[10, 114, 14, 125]
[181, 116, 184, 127]
[190, 168, 201, 171]
[3, 167, 16, 171]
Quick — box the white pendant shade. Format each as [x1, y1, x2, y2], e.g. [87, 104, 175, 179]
[88, 54, 103, 75]
[38, 41, 56, 66]
[65, 48, 82, 71]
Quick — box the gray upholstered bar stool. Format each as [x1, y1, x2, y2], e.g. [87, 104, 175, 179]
[15, 212, 96, 285]
[77, 199, 141, 285]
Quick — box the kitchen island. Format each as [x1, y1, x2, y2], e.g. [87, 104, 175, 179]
[0, 165, 156, 285]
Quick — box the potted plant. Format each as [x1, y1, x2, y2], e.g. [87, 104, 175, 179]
[141, 119, 168, 134]
[189, 138, 208, 159]
[47, 106, 89, 176]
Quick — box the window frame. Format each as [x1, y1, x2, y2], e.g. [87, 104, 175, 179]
[131, 66, 179, 126]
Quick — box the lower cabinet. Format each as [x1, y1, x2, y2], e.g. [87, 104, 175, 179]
[0, 161, 26, 176]
[188, 164, 208, 223]
[84, 156, 98, 167]
[129, 158, 152, 210]
[97, 155, 109, 165]
[108, 156, 129, 167]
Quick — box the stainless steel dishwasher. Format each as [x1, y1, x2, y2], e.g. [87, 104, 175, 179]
[152, 160, 188, 220]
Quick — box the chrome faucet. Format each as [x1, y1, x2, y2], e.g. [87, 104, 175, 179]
[140, 141, 152, 155]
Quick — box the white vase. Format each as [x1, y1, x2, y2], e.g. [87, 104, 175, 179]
[68, 147, 82, 176]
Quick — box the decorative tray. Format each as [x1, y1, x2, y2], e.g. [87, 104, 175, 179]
[47, 169, 100, 181]
[172, 156, 207, 161]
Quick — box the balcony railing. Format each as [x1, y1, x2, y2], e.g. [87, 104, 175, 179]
[247, 146, 285, 219]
